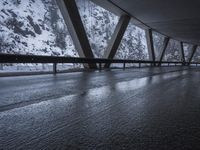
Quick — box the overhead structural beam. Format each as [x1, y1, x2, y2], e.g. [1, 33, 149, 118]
[91, 0, 147, 29]
[158, 37, 170, 65]
[188, 45, 198, 64]
[56, 0, 97, 69]
[90, 0, 124, 17]
[145, 29, 155, 62]
[180, 42, 185, 63]
[104, 15, 131, 68]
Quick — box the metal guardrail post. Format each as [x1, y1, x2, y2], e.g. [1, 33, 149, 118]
[99, 63, 102, 71]
[0, 64, 3, 70]
[123, 62, 126, 70]
[1, 54, 200, 74]
[53, 63, 57, 74]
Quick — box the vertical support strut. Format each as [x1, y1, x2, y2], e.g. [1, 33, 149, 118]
[158, 37, 170, 66]
[188, 45, 198, 65]
[104, 15, 131, 68]
[56, 0, 97, 69]
[145, 29, 155, 63]
[180, 42, 185, 65]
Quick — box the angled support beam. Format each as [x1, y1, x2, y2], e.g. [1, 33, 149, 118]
[145, 29, 155, 62]
[180, 42, 185, 64]
[188, 45, 198, 65]
[56, 0, 97, 69]
[158, 37, 170, 66]
[104, 15, 131, 68]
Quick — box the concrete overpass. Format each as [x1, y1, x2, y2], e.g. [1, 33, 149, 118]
[94, 0, 200, 45]
[1, 0, 200, 149]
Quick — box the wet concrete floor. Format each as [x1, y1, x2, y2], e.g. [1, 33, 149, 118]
[0, 67, 200, 150]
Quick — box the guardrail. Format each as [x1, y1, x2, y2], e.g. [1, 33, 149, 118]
[0, 53, 199, 74]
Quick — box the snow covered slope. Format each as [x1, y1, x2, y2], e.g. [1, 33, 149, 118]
[0, 0, 77, 57]
[0, 0, 150, 60]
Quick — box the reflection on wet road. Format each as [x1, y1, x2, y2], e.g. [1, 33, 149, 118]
[1, 67, 200, 150]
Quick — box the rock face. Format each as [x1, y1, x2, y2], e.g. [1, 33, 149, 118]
[0, 0, 150, 60]
[0, 0, 77, 57]
[1, 0, 188, 72]
[76, 0, 149, 60]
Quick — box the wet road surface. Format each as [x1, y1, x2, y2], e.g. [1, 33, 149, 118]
[0, 67, 200, 150]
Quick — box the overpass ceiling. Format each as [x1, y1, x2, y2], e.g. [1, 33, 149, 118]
[110, 0, 200, 45]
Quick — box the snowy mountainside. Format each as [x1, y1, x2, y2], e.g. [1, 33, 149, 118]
[1, 0, 151, 60]
[76, 0, 119, 58]
[76, 0, 149, 59]
[0, 0, 77, 57]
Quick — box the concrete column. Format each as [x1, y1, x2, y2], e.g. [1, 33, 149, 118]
[145, 29, 155, 62]
[104, 15, 131, 68]
[188, 45, 198, 64]
[180, 42, 185, 64]
[158, 37, 170, 65]
[56, 0, 97, 69]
